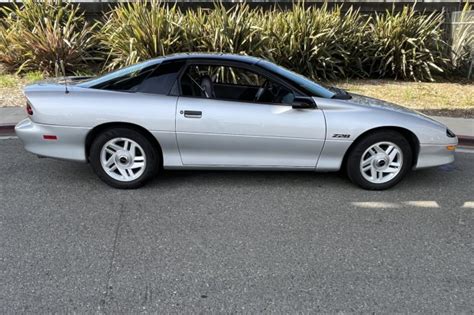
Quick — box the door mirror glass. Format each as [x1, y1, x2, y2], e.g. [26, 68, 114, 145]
[292, 97, 315, 109]
[281, 92, 295, 105]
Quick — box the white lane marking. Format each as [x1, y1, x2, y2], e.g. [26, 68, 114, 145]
[0, 136, 18, 140]
[403, 201, 440, 208]
[353, 201, 442, 209]
[352, 202, 400, 208]
[353, 201, 474, 209]
[462, 202, 474, 209]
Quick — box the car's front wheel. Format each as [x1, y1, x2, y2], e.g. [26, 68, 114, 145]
[89, 128, 159, 189]
[346, 131, 412, 190]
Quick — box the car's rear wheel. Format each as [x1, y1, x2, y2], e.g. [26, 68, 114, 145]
[89, 128, 159, 189]
[346, 131, 412, 190]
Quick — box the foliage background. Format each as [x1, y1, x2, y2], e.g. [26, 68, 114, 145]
[0, 0, 472, 82]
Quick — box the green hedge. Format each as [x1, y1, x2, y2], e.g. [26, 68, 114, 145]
[0, 0, 98, 75]
[0, 0, 470, 81]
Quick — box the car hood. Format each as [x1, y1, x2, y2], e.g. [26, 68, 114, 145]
[348, 93, 445, 128]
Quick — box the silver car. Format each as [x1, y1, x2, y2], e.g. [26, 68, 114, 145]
[15, 53, 458, 190]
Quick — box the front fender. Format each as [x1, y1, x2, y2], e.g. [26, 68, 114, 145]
[314, 97, 456, 171]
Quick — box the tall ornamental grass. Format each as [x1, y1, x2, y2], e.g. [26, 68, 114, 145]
[262, 4, 369, 80]
[0, 0, 97, 75]
[0, 0, 461, 81]
[367, 6, 448, 81]
[449, 2, 473, 76]
[98, 1, 185, 71]
[186, 4, 268, 56]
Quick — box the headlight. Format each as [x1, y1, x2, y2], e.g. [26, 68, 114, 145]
[446, 128, 456, 138]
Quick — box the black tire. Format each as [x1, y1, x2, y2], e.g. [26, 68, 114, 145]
[346, 130, 412, 190]
[89, 128, 159, 189]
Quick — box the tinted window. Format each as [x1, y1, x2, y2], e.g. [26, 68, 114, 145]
[211, 65, 264, 86]
[138, 61, 184, 95]
[258, 60, 335, 99]
[80, 59, 184, 95]
[87, 64, 157, 92]
[180, 64, 294, 105]
[80, 59, 159, 90]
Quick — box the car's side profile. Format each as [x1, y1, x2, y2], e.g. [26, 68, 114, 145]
[15, 53, 458, 190]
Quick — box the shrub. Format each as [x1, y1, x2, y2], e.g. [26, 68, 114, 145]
[185, 4, 268, 55]
[0, 1, 464, 81]
[98, 1, 368, 80]
[367, 6, 448, 81]
[0, 0, 98, 75]
[99, 1, 185, 71]
[99, 2, 268, 70]
[263, 4, 362, 79]
[261, 4, 369, 81]
[449, 2, 474, 77]
[335, 6, 373, 78]
[0, 24, 25, 72]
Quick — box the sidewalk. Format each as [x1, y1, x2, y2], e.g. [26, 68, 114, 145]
[0, 107, 26, 127]
[431, 116, 474, 138]
[1, 106, 473, 141]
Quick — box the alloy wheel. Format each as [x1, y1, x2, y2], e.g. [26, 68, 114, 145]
[100, 137, 146, 182]
[360, 141, 403, 184]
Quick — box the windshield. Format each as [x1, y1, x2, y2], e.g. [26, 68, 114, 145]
[78, 58, 161, 88]
[257, 60, 336, 99]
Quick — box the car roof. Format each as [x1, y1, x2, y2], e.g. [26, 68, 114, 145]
[151, 53, 263, 65]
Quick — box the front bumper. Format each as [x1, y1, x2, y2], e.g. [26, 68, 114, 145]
[15, 118, 90, 162]
[415, 141, 458, 169]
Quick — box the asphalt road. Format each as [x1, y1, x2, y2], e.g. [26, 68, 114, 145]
[1, 138, 473, 313]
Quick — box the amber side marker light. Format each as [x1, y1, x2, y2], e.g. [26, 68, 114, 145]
[446, 145, 456, 151]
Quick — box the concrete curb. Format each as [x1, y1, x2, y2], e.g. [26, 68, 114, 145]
[1, 123, 473, 146]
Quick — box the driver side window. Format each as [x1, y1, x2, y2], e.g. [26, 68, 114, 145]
[179, 64, 294, 105]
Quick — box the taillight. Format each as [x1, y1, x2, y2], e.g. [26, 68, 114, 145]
[26, 102, 33, 115]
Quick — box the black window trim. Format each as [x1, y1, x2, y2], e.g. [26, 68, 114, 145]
[173, 58, 310, 107]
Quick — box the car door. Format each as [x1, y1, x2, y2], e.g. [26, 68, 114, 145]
[175, 62, 326, 168]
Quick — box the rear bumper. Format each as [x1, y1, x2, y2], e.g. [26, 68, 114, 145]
[415, 141, 457, 169]
[15, 118, 90, 162]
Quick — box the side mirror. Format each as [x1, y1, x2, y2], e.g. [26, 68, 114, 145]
[292, 97, 316, 109]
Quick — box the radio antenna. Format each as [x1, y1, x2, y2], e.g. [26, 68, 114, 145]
[60, 60, 69, 94]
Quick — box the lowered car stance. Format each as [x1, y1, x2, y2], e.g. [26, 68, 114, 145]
[15, 53, 457, 190]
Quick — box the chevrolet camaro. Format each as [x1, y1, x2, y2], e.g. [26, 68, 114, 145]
[15, 53, 458, 190]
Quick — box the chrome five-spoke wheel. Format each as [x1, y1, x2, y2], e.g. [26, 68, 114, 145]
[100, 137, 146, 182]
[360, 142, 403, 184]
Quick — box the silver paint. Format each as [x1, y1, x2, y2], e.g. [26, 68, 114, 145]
[176, 97, 325, 167]
[16, 57, 457, 175]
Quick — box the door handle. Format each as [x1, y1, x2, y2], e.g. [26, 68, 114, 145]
[183, 110, 202, 118]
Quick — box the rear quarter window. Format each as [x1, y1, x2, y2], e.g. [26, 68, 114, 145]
[137, 61, 185, 95]
[84, 60, 184, 96]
